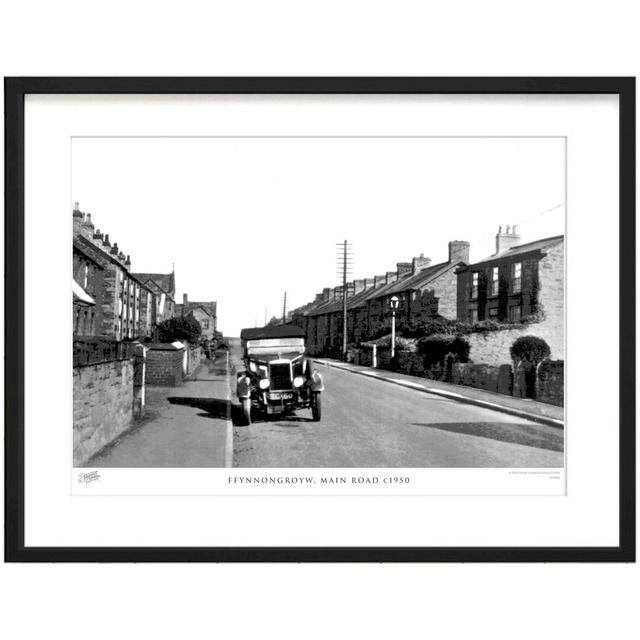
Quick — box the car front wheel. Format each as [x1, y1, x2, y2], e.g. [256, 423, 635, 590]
[241, 398, 252, 425]
[311, 393, 322, 422]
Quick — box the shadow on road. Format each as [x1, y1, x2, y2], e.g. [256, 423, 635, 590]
[168, 396, 231, 420]
[411, 421, 564, 452]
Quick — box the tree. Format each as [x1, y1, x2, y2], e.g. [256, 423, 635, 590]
[157, 313, 202, 344]
[510, 335, 550, 365]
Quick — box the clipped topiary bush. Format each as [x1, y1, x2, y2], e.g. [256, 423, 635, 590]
[509, 335, 550, 365]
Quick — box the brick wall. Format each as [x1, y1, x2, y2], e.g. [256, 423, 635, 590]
[146, 347, 185, 386]
[73, 358, 135, 466]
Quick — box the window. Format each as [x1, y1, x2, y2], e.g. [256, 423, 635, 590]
[509, 305, 521, 322]
[202, 319, 209, 329]
[471, 272, 479, 299]
[83, 264, 89, 289]
[512, 262, 522, 294]
[490, 266, 499, 296]
[488, 307, 499, 318]
[470, 309, 478, 323]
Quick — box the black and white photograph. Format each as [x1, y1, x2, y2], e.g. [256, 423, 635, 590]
[71, 135, 565, 472]
[6, 77, 632, 562]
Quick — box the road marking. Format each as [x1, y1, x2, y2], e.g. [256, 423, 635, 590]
[223, 350, 234, 468]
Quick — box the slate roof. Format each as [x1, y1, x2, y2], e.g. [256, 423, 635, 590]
[306, 261, 463, 317]
[468, 235, 564, 267]
[131, 272, 175, 296]
[176, 301, 217, 318]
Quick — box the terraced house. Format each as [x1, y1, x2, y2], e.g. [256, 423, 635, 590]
[72, 204, 157, 341]
[175, 294, 218, 340]
[303, 239, 470, 354]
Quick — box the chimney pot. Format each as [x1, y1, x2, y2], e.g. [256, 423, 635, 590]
[495, 226, 521, 254]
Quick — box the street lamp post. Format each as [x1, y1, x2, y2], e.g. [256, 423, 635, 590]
[389, 295, 399, 359]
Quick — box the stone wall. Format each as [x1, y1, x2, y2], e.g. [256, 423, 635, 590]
[466, 321, 562, 367]
[73, 358, 134, 466]
[537, 360, 564, 407]
[187, 346, 203, 376]
[452, 363, 501, 393]
[146, 346, 185, 386]
[347, 345, 562, 406]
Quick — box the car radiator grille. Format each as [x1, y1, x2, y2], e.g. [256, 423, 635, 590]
[269, 363, 292, 390]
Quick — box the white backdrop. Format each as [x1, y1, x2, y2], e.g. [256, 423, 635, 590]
[2, 2, 639, 640]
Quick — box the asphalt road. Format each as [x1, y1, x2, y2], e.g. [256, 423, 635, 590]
[232, 345, 564, 468]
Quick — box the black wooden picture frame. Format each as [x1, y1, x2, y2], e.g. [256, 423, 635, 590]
[4, 77, 635, 562]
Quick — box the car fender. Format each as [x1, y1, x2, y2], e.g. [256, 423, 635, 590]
[310, 371, 324, 392]
[236, 373, 252, 398]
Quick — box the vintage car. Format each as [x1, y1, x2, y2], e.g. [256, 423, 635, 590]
[236, 325, 324, 425]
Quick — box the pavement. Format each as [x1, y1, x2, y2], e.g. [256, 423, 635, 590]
[312, 358, 564, 428]
[87, 354, 232, 467]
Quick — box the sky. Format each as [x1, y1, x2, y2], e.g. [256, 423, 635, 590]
[72, 136, 565, 336]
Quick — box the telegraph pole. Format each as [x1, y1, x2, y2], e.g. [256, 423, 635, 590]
[336, 240, 353, 356]
[282, 291, 287, 324]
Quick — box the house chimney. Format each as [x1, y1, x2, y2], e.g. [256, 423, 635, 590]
[72, 203, 83, 236]
[352, 279, 366, 295]
[103, 234, 111, 248]
[333, 285, 343, 300]
[396, 262, 412, 277]
[448, 240, 470, 263]
[125, 254, 131, 270]
[322, 287, 331, 301]
[495, 225, 521, 254]
[385, 271, 398, 285]
[110, 242, 119, 256]
[183, 293, 188, 306]
[79, 213, 95, 240]
[411, 253, 432, 274]
[92, 229, 104, 248]
[373, 274, 386, 287]
[363, 278, 375, 289]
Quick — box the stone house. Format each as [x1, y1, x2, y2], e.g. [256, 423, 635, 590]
[73, 240, 105, 337]
[175, 294, 218, 340]
[302, 240, 470, 353]
[73, 204, 157, 341]
[456, 228, 564, 363]
[131, 271, 177, 324]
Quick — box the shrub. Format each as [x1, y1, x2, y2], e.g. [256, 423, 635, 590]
[510, 335, 550, 365]
[157, 314, 202, 344]
[418, 335, 471, 368]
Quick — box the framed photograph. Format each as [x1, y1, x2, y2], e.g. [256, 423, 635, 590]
[5, 77, 635, 562]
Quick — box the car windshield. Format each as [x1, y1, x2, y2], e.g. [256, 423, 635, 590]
[246, 337, 305, 357]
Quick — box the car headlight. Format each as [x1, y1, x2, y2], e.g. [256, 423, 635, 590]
[258, 378, 270, 390]
[249, 361, 257, 373]
[293, 376, 305, 388]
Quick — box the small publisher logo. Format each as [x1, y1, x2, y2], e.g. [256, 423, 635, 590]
[78, 470, 101, 484]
